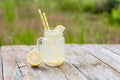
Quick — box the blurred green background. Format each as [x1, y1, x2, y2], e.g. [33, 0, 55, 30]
[0, 0, 120, 46]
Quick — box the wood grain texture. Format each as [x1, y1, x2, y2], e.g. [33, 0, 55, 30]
[1, 46, 17, 80]
[0, 44, 120, 80]
[27, 45, 88, 80]
[12, 46, 37, 80]
[13, 45, 68, 80]
[0, 47, 3, 80]
[101, 45, 120, 56]
[82, 44, 120, 73]
[66, 44, 120, 80]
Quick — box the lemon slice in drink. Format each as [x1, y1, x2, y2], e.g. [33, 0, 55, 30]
[54, 25, 65, 33]
[46, 59, 64, 66]
[48, 60, 63, 65]
[27, 50, 42, 67]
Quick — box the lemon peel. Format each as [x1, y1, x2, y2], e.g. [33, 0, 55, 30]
[27, 50, 42, 67]
[54, 25, 65, 33]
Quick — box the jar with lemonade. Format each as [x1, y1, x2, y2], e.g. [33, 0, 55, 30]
[38, 9, 66, 66]
[37, 25, 65, 66]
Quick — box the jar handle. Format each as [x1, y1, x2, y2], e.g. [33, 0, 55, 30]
[37, 37, 44, 51]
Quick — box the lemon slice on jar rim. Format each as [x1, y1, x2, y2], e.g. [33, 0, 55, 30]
[27, 50, 42, 67]
[54, 25, 65, 33]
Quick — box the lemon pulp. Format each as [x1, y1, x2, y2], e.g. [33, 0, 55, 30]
[27, 50, 42, 67]
[45, 58, 64, 66]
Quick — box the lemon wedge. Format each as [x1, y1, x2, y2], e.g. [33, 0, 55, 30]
[27, 50, 42, 67]
[54, 25, 65, 33]
[46, 59, 64, 66]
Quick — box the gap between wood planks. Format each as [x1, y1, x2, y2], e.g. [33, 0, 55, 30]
[1, 44, 120, 80]
[82, 45, 120, 74]
[65, 44, 120, 80]
[26, 45, 88, 80]
[1, 46, 16, 80]
[100, 45, 120, 56]
[12, 45, 68, 80]
[81, 44, 120, 74]
[27, 44, 120, 80]
[11, 46, 25, 80]
[0, 47, 4, 80]
[12, 45, 38, 80]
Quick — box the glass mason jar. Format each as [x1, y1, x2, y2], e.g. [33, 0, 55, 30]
[37, 30, 65, 66]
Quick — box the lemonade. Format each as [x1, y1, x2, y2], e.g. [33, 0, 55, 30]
[37, 28, 65, 66]
[42, 30, 65, 66]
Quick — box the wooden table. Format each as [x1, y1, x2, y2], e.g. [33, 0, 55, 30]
[0, 44, 120, 80]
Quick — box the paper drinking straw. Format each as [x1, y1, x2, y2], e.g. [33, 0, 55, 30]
[43, 12, 50, 30]
[38, 9, 47, 30]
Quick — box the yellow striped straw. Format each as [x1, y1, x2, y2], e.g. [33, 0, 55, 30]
[38, 9, 47, 30]
[43, 12, 50, 30]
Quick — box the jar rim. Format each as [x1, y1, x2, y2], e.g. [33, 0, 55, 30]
[44, 29, 63, 37]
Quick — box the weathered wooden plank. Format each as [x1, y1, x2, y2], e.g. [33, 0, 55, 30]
[66, 44, 120, 80]
[101, 45, 120, 56]
[12, 46, 38, 80]
[13, 45, 68, 80]
[82, 44, 120, 73]
[58, 45, 88, 80]
[1, 46, 18, 80]
[27, 45, 88, 80]
[58, 57, 88, 80]
[95, 46, 120, 65]
[33, 64, 68, 80]
[1, 44, 120, 80]
[0, 47, 3, 80]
